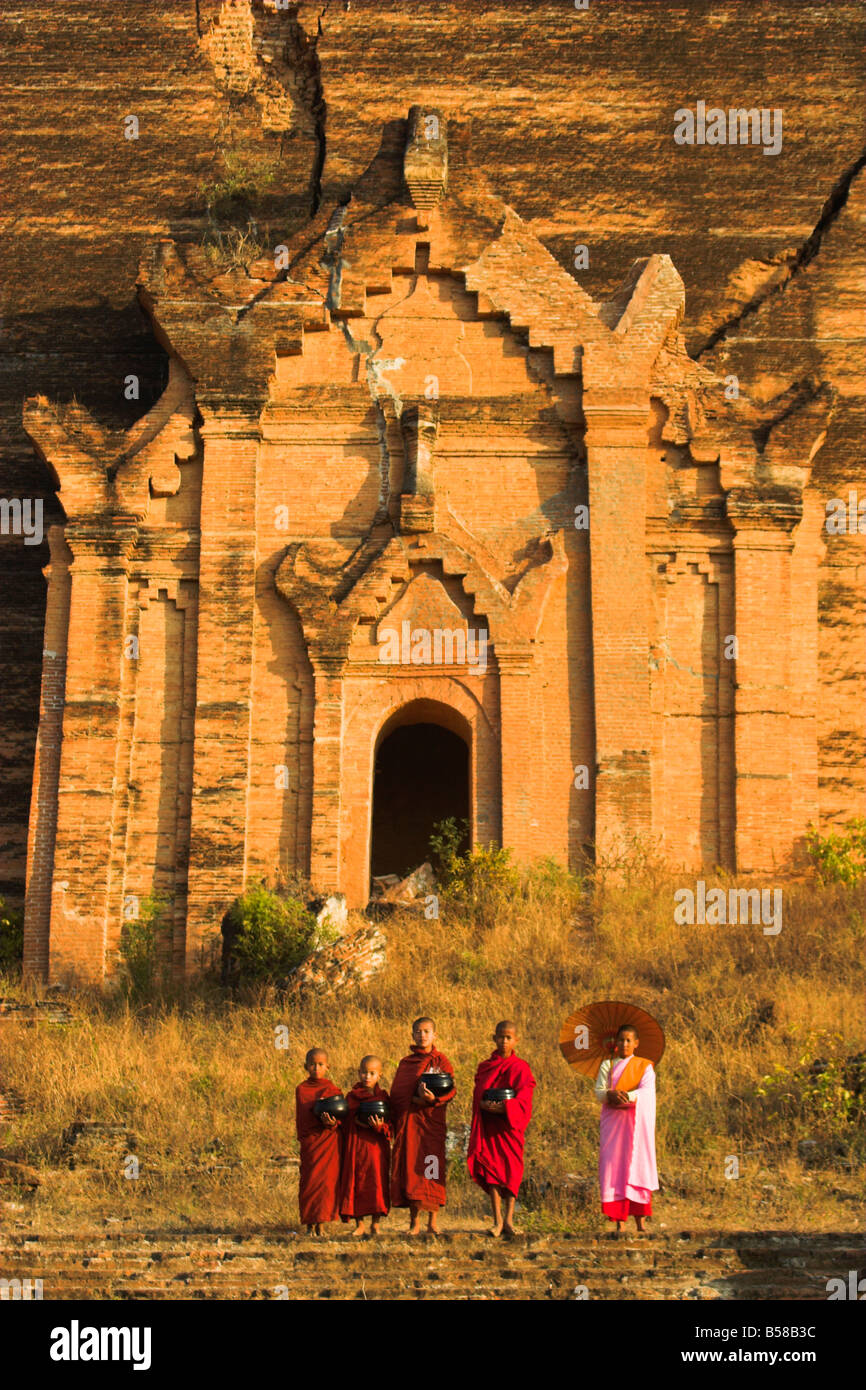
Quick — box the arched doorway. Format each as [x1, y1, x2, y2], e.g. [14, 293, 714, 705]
[370, 702, 470, 884]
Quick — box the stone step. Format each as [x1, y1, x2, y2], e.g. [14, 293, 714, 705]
[1, 1249, 847, 1275]
[3, 1235, 859, 1263]
[2, 1231, 858, 1301]
[0, 1263, 845, 1300]
[3, 1242, 860, 1264]
[0, 1247, 831, 1267]
[0, 1274, 830, 1301]
[5, 1234, 861, 1256]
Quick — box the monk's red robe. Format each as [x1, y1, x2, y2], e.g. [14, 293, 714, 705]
[390, 1045, 456, 1210]
[339, 1082, 392, 1219]
[295, 1077, 344, 1225]
[467, 1051, 536, 1198]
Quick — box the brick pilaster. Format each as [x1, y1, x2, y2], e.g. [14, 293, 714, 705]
[497, 644, 535, 859]
[184, 403, 260, 974]
[22, 526, 72, 981]
[307, 660, 345, 893]
[728, 519, 797, 871]
[583, 380, 653, 859]
[44, 522, 138, 983]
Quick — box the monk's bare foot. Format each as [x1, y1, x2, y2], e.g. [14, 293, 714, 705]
[427, 1218, 440, 1237]
[634, 1219, 647, 1235]
[502, 1224, 519, 1240]
[486, 1225, 503, 1238]
[305, 1224, 315, 1236]
[368, 1220, 381, 1239]
[352, 1221, 367, 1238]
[407, 1221, 421, 1237]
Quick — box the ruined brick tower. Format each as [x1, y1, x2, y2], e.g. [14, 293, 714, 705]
[21, 109, 834, 983]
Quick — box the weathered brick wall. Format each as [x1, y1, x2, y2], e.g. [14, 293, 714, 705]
[1, 0, 863, 924]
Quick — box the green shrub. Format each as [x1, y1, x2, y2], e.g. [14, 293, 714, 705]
[429, 819, 522, 930]
[428, 816, 469, 877]
[199, 149, 280, 218]
[0, 896, 24, 970]
[119, 893, 173, 999]
[429, 821, 585, 929]
[429, 821, 583, 928]
[524, 854, 584, 908]
[450, 948, 491, 985]
[754, 1032, 865, 1154]
[806, 818, 866, 885]
[224, 882, 325, 984]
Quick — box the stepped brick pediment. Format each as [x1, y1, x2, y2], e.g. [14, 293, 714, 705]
[135, 109, 738, 445]
[374, 571, 473, 652]
[276, 519, 567, 668]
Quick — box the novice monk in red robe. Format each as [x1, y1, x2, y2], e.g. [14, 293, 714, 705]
[339, 1055, 392, 1238]
[295, 1047, 344, 1236]
[467, 1020, 535, 1238]
[390, 1016, 456, 1236]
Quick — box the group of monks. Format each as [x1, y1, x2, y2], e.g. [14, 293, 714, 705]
[295, 1016, 658, 1238]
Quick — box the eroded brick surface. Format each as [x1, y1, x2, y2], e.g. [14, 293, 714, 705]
[0, 2, 862, 983]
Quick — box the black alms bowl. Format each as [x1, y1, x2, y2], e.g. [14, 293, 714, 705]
[482, 1087, 516, 1103]
[313, 1095, 348, 1120]
[358, 1098, 390, 1123]
[418, 1072, 454, 1097]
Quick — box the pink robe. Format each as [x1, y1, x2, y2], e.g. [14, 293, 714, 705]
[598, 1057, 658, 1206]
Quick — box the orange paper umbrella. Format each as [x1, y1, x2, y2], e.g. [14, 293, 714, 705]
[559, 1000, 665, 1080]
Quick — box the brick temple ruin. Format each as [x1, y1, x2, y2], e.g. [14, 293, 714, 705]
[20, 109, 838, 983]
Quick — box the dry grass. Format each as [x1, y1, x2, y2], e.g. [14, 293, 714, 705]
[1, 858, 863, 1237]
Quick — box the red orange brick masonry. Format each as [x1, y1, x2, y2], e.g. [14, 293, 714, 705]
[19, 106, 839, 984]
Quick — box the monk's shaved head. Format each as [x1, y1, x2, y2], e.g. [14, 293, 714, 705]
[412, 1017, 436, 1053]
[305, 1047, 328, 1066]
[360, 1054, 382, 1070]
[492, 1017, 517, 1056]
[492, 1020, 519, 1057]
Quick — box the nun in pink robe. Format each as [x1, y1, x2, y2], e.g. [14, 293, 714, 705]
[594, 1043, 658, 1226]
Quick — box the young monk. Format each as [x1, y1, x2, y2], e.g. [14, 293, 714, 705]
[390, 1016, 456, 1236]
[467, 1020, 536, 1238]
[294, 1047, 344, 1236]
[339, 1055, 392, 1238]
[594, 1023, 658, 1235]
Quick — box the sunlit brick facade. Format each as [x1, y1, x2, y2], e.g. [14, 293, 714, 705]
[21, 112, 835, 982]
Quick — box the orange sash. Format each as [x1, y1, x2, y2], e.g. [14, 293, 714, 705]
[612, 1054, 651, 1095]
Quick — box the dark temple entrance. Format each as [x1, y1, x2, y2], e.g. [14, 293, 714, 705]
[370, 721, 470, 882]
